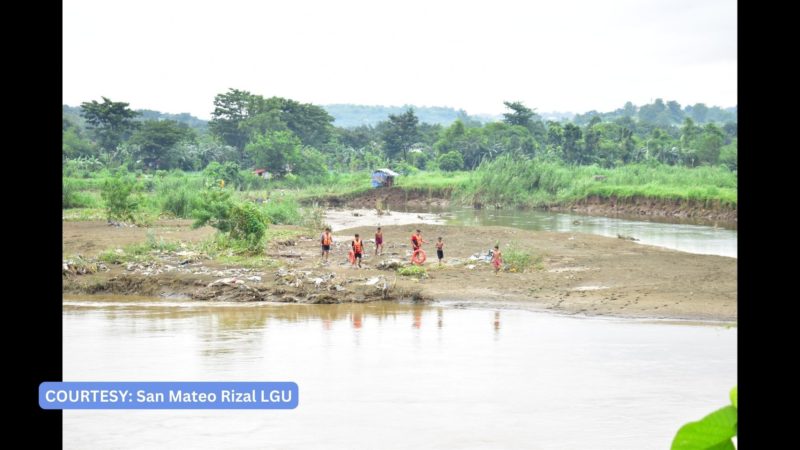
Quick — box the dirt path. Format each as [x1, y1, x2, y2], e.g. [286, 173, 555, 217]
[62, 220, 736, 322]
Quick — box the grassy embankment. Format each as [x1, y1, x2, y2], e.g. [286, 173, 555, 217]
[62, 159, 736, 224]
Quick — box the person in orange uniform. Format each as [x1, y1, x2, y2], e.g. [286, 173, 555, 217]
[352, 233, 364, 268]
[320, 227, 333, 264]
[411, 229, 427, 265]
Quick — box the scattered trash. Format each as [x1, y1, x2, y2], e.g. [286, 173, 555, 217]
[377, 259, 405, 270]
[208, 277, 244, 288]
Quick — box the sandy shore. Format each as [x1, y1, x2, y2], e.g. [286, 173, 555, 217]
[62, 217, 736, 322]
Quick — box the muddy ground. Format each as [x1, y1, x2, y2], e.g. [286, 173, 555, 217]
[63, 218, 736, 322]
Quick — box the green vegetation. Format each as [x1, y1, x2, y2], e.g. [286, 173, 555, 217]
[502, 243, 544, 273]
[98, 232, 182, 264]
[190, 187, 269, 253]
[398, 265, 428, 278]
[671, 386, 737, 450]
[63, 179, 101, 209]
[64, 92, 737, 227]
[455, 155, 737, 208]
[100, 171, 140, 222]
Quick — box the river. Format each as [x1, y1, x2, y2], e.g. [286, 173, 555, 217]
[63, 299, 736, 449]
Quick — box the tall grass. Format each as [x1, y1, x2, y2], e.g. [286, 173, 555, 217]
[455, 155, 737, 208]
[151, 173, 204, 218]
[63, 179, 102, 208]
[502, 242, 544, 273]
[261, 198, 303, 225]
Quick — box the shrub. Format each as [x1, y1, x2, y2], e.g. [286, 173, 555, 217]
[192, 188, 235, 232]
[229, 202, 268, 252]
[100, 171, 139, 222]
[398, 265, 428, 278]
[192, 187, 267, 253]
[203, 161, 242, 187]
[438, 151, 464, 171]
[502, 242, 543, 273]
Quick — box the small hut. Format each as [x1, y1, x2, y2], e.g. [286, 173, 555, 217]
[371, 168, 400, 188]
[253, 168, 272, 180]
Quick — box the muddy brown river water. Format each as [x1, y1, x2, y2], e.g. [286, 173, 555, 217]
[63, 298, 736, 449]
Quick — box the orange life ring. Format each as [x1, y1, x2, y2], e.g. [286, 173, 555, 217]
[411, 248, 426, 265]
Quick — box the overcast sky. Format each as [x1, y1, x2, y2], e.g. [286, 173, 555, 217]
[63, 0, 736, 120]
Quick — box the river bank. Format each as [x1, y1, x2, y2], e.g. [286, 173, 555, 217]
[308, 188, 737, 228]
[62, 217, 736, 322]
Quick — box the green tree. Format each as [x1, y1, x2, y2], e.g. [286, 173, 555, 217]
[583, 116, 602, 163]
[647, 129, 680, 165]
[210, 90, 335, 161]
[337, 125, 377, 150]
[382, 108, 420, 161]
[502, 101, 535, 127]
[719, 138, 737, 171]
[562, 123, 584, 164]
[639, 98, 670, 127]
[623, 101, 637, 117]
[667, 100, 684, 124]
[246, 130, 302, 177]
[437, 151, 464, 171]
[80, 97, 140, 155]
[433, 120, 466, 155]
[722, 122, 737, 143]
[176, 138, 238, 171]
[546, 121, 564, 149]
[209, 88, 263, 152]
[459, 129, 490, 169]
[679, 117, 700, 160]
[270, 97, 335, 148]
[484, 123, 536, 158]
[695, 123, 724, 165]
[129, 120, 195, 170]
[292, 146, 329, 179]
[687, 102, 709, 123]
[62, 118, 97, 159]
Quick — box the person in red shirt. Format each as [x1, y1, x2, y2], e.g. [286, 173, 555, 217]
[375, 227, 384, 256]
[491, 245, 503, 275]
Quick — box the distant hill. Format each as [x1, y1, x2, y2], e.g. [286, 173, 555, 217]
[136, 109, 208, 132]
[322, 104, 489, 128]
[62, 105, 209, 132]
[64, 99, 737, 135]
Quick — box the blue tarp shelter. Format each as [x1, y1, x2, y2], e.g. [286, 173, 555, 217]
[371, 168, 400, 188]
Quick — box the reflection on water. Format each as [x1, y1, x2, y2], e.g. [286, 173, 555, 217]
[64, 299, 736, 450]
[404, 206, 737, 258]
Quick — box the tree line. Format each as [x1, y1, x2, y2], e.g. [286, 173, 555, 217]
[62, 91, 738, 178]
